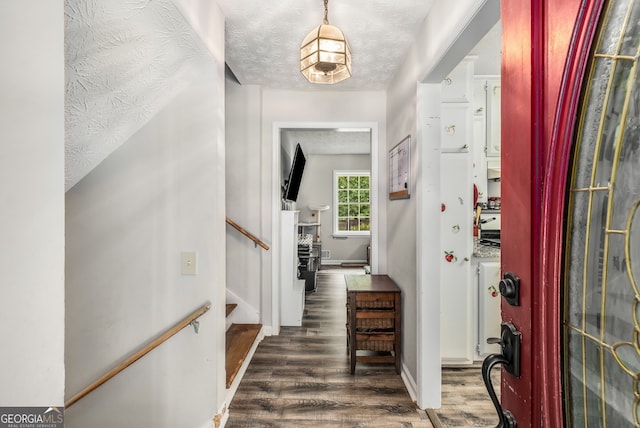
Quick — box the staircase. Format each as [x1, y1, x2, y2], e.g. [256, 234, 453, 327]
[225, 303, 262, 389]
[223, 219, 266, 397]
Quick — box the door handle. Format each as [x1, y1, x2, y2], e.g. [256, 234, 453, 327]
[482, 322, 522, 428]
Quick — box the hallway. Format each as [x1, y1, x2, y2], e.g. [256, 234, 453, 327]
[226, 268, 498, 427]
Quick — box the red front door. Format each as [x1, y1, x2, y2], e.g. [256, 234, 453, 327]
[500, 0, 599, 425]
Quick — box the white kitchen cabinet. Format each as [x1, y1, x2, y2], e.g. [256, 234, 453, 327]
[473, 77, 487, 115]
[441, 59, 474, 103]
[476, 261, 501, 357]
[440, 152, 474, 365]
[472, 78, 488, 204]
[280, 210, 305, 326]
[472, 115, 488, 204]
[472, 76, 501, 203]
[486, 78, 501, 157]
[441, 103, 472, 153]
[473, 76, 501, 158]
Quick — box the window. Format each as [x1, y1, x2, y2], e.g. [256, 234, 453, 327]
[334, 171, 370, 236]
[563, 0, 640, 424]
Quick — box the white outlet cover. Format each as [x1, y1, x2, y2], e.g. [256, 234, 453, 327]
[181, 251, 197, 275]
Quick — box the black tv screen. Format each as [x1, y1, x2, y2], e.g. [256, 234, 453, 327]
[283, 143, 306, 202]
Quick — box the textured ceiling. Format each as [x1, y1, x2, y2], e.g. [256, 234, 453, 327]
[64, 0, 501, 188]
[65, 0, 215, 190]
[216, 0, 435, 90]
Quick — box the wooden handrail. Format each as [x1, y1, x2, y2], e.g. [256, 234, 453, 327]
[65, 303, 211, 408]
[226, 217, 270, 250]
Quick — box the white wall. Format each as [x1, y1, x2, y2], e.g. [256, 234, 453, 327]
[0, 1, 65, 407]
[296, 154, 371, 263]
[64, 1, 226, 427]
[385, 0, 500, 408]
[225, 78, 264, 318]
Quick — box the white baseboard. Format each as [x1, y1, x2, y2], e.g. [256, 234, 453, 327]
[212, 401, 228, 428]
[262, 325, 275, 336]
[401, 361, 419, 406]
[441, 357, 474, 367]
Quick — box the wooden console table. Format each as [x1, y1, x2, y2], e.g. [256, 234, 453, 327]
[345, 274, 401, 374]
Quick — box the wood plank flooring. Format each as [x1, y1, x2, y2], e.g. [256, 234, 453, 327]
[226, 323, 262, 388]
[226, 268, 499, 427]
[436, 367, 499, 427]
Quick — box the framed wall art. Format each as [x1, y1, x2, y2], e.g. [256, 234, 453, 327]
[388, 135, 411, 200]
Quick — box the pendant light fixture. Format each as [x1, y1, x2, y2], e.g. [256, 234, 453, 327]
[300, 0, 351, 84]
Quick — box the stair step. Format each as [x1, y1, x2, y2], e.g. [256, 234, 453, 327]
[226, 323, 261, 388]
[226, 303, 238, 318]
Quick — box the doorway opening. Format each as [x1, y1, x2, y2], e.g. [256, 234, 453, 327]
[271, 122, 380, 332]
[281, 128, 372, 269]
[415, 3, 502, 414]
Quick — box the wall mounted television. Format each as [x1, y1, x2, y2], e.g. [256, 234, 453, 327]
[283, 143, 306, 202]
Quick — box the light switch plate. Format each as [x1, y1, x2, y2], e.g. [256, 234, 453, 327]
[181, 251, 197, 275]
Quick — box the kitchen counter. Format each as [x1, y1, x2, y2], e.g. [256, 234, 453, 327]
[473, 240, 500, 259]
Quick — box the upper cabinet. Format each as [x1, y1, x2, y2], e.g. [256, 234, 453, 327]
[441, 59, 474, 103]
[473, 76, 501, 158]
[441, 104, 472, 152]
[441, 58, 475, 153]
[485, 78, 501, 157]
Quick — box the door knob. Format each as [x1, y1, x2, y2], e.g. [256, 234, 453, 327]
[499, 272, 520, 306]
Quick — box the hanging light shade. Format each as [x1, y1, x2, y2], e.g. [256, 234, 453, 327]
[300, 0, 351, 84]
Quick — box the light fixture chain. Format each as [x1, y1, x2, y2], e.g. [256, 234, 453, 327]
[323, 0, 329, 24]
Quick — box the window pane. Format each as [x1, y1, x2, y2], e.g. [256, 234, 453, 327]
[360, 218, 370, 230]
[338, 204, 348, 216]
[360, 176, 370, 189]
[338, 190, 348, 203]
[338, 176, 348, 189]
[349, 218, 359, 230]
[348, 204, 359, 216]
[573, 57, 611, 188]
[338, 219, 348, 231]
[360, 190, 370, 203]
[349, 190, 359, 202]
[359, 204, 370, 216]
[593, 58, 632, 188]
[619, 0, 640, 56]
[348, 176, 358, 188]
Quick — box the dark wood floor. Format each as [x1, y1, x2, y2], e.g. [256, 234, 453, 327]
[226, 268, 498, 427]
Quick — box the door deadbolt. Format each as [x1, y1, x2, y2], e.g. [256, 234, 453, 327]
[499, 272, 520, 306]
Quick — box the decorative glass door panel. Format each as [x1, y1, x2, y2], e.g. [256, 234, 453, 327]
[564, 0, 640, 425]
